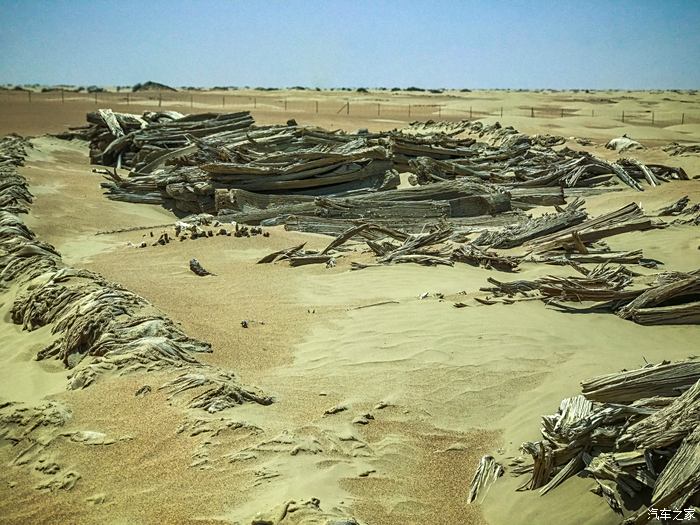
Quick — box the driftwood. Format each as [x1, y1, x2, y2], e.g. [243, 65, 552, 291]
[101, 123, 402, 212]
[471, 360, 700, 523]
[257, 242, 336, 268]
[0, 135, 270, 414]
[656, 196, 690, 216]
[478, 265, 700, 326]
[619, 379, 700, 449]
[530, 249, 658, 268]
[473, 201, 588, 249]
[0, 135, 33, 214]
[282, 212, 526, 236]
[403, 126, 681, 193]
[88, 113, 689, 225]
[189, 258, 214, 276]
[257, 242, 307, 264]
[85, 110, 254, 168]
[581, 361, 700, 402]
[216, 182, 511, 226]
[617, 275, 700, 325]
[452, 244, 520, 272]
[526, 203, 658, 252]
[663, 142, 700, 156]
[288, 255, 334, 267]
[467, 455, 504, 503]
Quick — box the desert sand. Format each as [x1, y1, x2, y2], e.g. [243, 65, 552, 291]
[0, 89, 699, 525]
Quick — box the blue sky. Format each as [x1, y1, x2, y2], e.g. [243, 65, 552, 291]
[1, 0, 698, 89]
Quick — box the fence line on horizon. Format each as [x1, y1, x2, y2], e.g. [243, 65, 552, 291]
[3, 89, 699, 128]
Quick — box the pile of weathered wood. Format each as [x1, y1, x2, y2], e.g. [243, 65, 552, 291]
[82, 109, 255, 168]
[395, 122, 686, 193]
[0, 134, 33, 214]
[86, 113, 689, 224]
[662, 142, 700, 156]
[480, 265, 700, 325]
[0, 134, 270, 409]
[469, 359, 700, 524]
[473, 201, 659, 251]
[197, 126, 394, 194]
[215, 179, 512, 233]
[655, 195, 700, 226]
[259, 220, 522, 271]
[408, 141, 687, 192]
[100, 123, 400, 213]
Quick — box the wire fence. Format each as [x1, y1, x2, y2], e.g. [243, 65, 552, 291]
[3, 89, 699, 127]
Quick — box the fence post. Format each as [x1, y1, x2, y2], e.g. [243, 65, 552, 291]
[346, 100, 349, 115]
[561, 108, 564, 118]
[530, 107, 534, 118]
[437, 105, 441, 118]
[591, 109, 594, 117]
[408, 104, 411, 117]
[28, 91, 31, 103]
[651, 112, 654, 126]
[126, 93, 130, 105]
[377, 103, 380, 116]
[61, 89, 65, 104]
[190, 94, 193, 108]
[681, 113, 685, 125]
[500, 107, 503, 118]
[284, 98, 288, 111]
[315, 100, 319, 114]
[470, 106, 473, 119]
[254, 97, 257, 109]
[158, 92, 162, 107]
[622, 110, 625, 123]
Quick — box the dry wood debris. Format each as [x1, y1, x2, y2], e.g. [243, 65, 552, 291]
[663, 142, 700, 156]
[189, 258, 214, 276]
[479, 265, 700, 325]
[0, 135, 270, 407]
[469, 359, 700, 523]
[85, 113, 688, 227]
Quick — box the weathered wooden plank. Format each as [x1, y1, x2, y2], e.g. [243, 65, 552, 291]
[581, 361, 700, 403]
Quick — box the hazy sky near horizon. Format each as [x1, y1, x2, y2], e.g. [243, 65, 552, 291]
[1, 0, 699, 89]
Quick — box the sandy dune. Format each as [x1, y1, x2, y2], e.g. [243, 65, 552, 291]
[0, 90, 699, 524]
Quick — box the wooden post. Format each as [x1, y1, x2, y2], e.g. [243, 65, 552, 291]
[408, 104, 411, 117]
[377, 103, 380, 116]
[126, 93, 130, 105]
[681, 113, 685, 125]
[500, 107, 503, 118]
[222, 95, 225, 107]
[469, 106, 473, 119]
[622, 110, 625, 123]
[560, 108, 564, 118]
[61, 89, 64, 104]
[190, 94, 193, 108]
[28, 91, 31, 103]
[315, 100, 319, 114]
[158, 92, 162, 107]
[437, 105, 441, 118]
[651, 112, 654, 126]
[591, 109, 594, 117]
[254, 97, 257, 109]
[284, 98, 288, 111]
[530, 107, 534, 117]
[346, 100, 349, 115]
